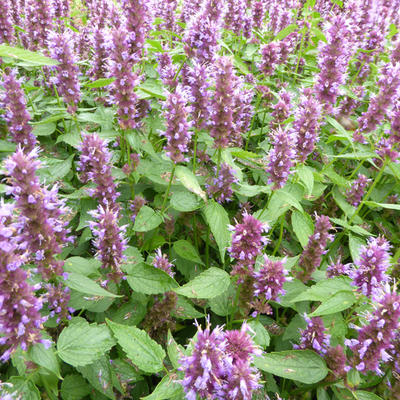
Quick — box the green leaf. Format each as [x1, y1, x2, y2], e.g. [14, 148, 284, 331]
[309, 291, 356, 317]
[248, 320, 270, 348]
[349, 234, 366, 262]
[208, 284, 236, 316]
[0, 139, 17, 152]
[133, 206, 163, 232]
[172, 296, 204, 319]
[137, 79, 166, 100]
[331, 218, 370, 236]
[106, 319, 166, 374]
[174, 267, 231, 299]
[77, 356, 115, 400]
[28, 342, 61, 378]
[65, 272, 121, 298]
[32, 122, 56, 136]
[61, 375, 91, 400]
[274, 23, 298, 41]
[63, 256, 100, 276]
[203, 201, 231, 261]
[142, 375, 183, 400]
[0, 44, 60, 66]
[291, 211, 314, 248]
[38, 155, 74, 183]
[126, 263, 179, 294]
[173, 239, 204, 265]
[170, 189, 202, 212]
[57, 320, 115, 367]
[354, 391, 383, 400]
[3, 377, 41, 400]
[292, 277, 353, 302]
[167, 331, 185, 370]
[121, 246, 144, 274]
[254, 350, 328, 384]
[297, 165, 314, 195]
[175, 165, 207, 201]
[84, 78, 115, 88]
[363, 201, 400, 210]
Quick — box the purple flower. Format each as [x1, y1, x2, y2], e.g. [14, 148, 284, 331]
[209, 56, 235, 148]
[266, 127, 297, 190]
[252, 1, 264, 30]
[293, 88, 322, 163]
[48, 31, 81, 114]
[348, 236, 391, 298]
[270, 90, 292, 129]
[346, 287, 400, 375]
[180, 0, 203, 23]
[0, 205, 47, 362]
[326, 259, 350, 278]
[0, 69, 37, 152]
[294, 315, 331, 355]
[376, 136, 399, 163]
[153, 249, 175, 278]
[129, 195, 146, 223]
[53, 0, 70, 20]
[89, 206, 127, 284]
[297, 214, 333, 283]
[161, 85, 193, 163]
[346, 174, 371, 207]
[157, 52, 177, 89]
[185, 61, 211, 129]
[25, 0, 54, 49]
[122, 0, 152, 59]
[253, 255, 290, 301]
[224, 0, 251, 38]
[183, 0, 224, 63]
[152, 0, 178, 32]
[107, 27, 141, 130]
[355, 63, 400, 143]
[206, 163, 238, 203]
[259, 42, 280, 76]
[4, 147, 72, 320]
[228, 212, 269, 267]
[179, 320, 227, 400]
[324, 345, 347, 380]
[89, 26, 109, 80]
[268, 1, 293, 35]
[0, 0, 14, 44]
[77, 133, 120, 209]
[314, 15, 352, 111]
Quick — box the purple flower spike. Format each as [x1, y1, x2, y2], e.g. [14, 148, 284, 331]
[293, 88, 322, 163]
[0, 203, 46, 361]
[294, 315, 331, 355]
[25, 0, 54, 49]
[326, 260, 350, 278]
[253, 255, 290, 301]
[314, 15, 352, 111]
[209, 56, 235, 149]
[355, 63, 400, 143]
[252, 1, 264, 30]
[48, 31, 81, 114]
[228, 212, 269, 267]
[89, 206, 127, 284]
[108, 27, 141, 130]
[77, 133, 120, 209]
[89, 26, 109, 80]
[153, 249, 175, 278]
[161, 85, 193, 163]
[206, 163, 238, 203]
[297, 214, 333, 283]
[346, 174, 371, 207]
[259, 42, 281, 76]
[0, 1, 14, 44]
[0, 69, 37, 152]
[179, 320, 227, 400]
[349, 236, 391, 298]
[157, 52, 177, 89]
[266, 127, 297, 190]
[346, 287, 400, 375]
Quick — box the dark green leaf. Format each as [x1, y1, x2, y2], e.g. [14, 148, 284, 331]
[133, 206, 163, 232]
[173, 239, 204, 265]
[309, 291, 356, 317]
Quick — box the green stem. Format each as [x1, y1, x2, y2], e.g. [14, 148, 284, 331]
[161, 165, 176, 214]
[216, 148, 222, 175]
[192, 128, 198, 172]
[259, 192, 274, 219]
[205, 226, 210, 268]
[272, 214, 285, 256]
[245, 93, 262, 151]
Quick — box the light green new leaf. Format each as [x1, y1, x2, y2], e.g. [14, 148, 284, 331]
[107, 320, 166, 374]
[254, 350, 328, 384]
[174, 267, 231, 299]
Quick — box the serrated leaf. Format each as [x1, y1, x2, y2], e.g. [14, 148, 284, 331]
[106, 319, 166, 374]
[297, 165, 314, 195]
[208, 283, 236, 316]
[167, 331, 185, 370]
[174, 267, 230, 299]
[309, 291, 356, 317]
[61, 375, 91, 400]
[126, 263, 179, 294]
[133, 206, 163, 232]
[173, 239, 204, 265]
[63, 256, 100, 276]
[349, 234, 366, 262]
[248, 320, 270, 348]
[175, 165, 207, 201]
[32, 122, 56, 136]
[65, 272, 121, 298]
[203, 201, 231, 261]
[170, 189, 201, 212]
[29, 342, 61, 378]
[291, 211, 313, 248]
[0, 44, 59, 66]
[57, 320, 115, 367]
[142, 375, 183, 400]
[172, 296, 204, 319]
[4, 377, 41, 400]
[254, 350, 328, 384]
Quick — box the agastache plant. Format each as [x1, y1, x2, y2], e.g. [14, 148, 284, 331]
[206, 163, 238, 203]
[25, 0, 54, 49]
[0, 69, 37, 152]
[0, 1, 14, 44]
[346, 174, 371, 206]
